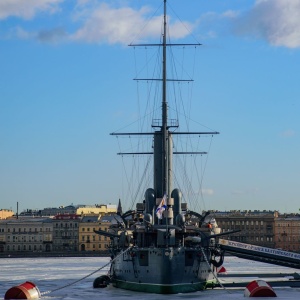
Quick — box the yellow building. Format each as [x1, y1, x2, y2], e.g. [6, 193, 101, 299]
[0, 209, 14, 220]
[0, 218, 53, 253]
[76, 205, 117, 216]
[79, 216, 111, 252]
[0, 209, 15, 220]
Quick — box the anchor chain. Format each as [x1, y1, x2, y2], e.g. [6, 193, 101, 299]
[40, 247, 132, 297]
[200, 246, 231, 293]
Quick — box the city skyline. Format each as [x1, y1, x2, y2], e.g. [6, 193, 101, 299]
[1, 0, 300, 213]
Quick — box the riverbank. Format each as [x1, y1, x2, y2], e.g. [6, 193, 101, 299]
[0, 251, 110, 258]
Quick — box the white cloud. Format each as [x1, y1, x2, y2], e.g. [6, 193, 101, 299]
[0, 0, 63, 20]
[11, 26, 35, 40]
[280, 129, 295, 138]
[234, 0, 300, 48]
[2, 2, 194, 45]
[70, 3, 193, 45]
[201, 189, 214, 196]
[194, 10, 238, 40]
[222, 10, 239, 19]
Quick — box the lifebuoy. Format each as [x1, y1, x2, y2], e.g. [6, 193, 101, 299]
[210, 249, 224, 268]
[93, 275, 110, 288]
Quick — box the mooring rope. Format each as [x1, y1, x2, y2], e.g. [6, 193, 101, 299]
[40, 247, 132, 297]
[200, 246, 231, 293]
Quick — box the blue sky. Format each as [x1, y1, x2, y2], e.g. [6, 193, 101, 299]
[0, 0, 299, 214]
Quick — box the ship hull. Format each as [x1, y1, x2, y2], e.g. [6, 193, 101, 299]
[112, 279, 206, 293]
[110, 246, 215, 294]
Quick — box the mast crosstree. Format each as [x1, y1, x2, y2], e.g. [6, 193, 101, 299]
[111, 0, 219, 223]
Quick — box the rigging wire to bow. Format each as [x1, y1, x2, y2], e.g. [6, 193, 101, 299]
[40, 247, 132, 297]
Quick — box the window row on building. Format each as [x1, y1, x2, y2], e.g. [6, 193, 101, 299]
[0, 214, 119, 254]
[213, 210, 300, 252]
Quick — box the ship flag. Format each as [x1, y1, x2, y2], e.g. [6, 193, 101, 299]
[156, 194, 167, 219]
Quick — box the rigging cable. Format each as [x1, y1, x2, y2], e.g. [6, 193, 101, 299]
[200, 247, 231, 293]
[40, 247, 132, 297]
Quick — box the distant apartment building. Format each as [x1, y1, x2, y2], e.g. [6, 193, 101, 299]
[52, 214, 80, 252]
[214, 210, 278, 248]
[41, 205, 78, 216]
[19, 204, 117, 218]
[76, 204, 117, 216]
[79, 216, 111, 252]
[0, 205, 120, 254]
[274, 214, 300, 252]
[0, 209, 14, 220]
[19, 205, 78, 217]
[0, 218, 53, 253]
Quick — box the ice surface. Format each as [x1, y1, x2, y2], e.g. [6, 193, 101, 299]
[1, 256, 300, 300]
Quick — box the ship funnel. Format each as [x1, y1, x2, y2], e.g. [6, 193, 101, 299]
[144, 188, 156, 223]
[171, 188, 182, 223]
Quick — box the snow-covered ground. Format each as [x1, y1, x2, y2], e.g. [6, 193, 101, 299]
[1, 256, 300, 300]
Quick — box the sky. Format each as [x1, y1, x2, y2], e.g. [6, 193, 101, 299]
[0, 0, 299, 214]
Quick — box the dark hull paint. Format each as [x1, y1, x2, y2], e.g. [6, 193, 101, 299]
[112, 279, 207, 294]
[110, 246, 215, 294]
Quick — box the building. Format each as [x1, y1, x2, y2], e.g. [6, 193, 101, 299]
[0, 218, 53, 253]
[274, 214, 300, 252]
[41, 205, 78, 216]
[214, 210, 278, 248]
[0, 209, 14, 220]
[19, 204, 117, 218]
[52, 214, 80, 252]
[76, 204, 117, 216]
[79, 216, 111, 252]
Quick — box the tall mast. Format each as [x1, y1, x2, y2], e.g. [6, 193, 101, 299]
[162, 0, 168, 197]
[111, 0, 219, 224]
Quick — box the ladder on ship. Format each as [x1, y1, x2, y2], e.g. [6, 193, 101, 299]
[218, 239, 300, 269]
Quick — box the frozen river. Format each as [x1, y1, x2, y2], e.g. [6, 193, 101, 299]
[1, 256, 300, 300]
